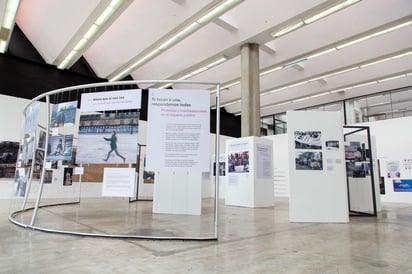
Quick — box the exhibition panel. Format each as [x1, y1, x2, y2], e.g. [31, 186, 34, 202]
[225, 136, 274, 208]
[287, 110, 349, 223]
[8, 80, 222, 240]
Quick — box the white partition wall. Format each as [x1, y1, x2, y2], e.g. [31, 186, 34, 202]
[225, 136, 274, 207]
[288, 111, 348, 223]
[153, 172, 202, 215]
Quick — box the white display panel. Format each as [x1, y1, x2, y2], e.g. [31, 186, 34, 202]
[80, 89, 141, 112]
[146, 89, 210, 172]
[225, 136, 274, 208]
[288, 110, 349, 223]
[152, 171, 202, 215]
[102, 168, 136, 197]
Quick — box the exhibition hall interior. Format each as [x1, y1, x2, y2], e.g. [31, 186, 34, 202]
[1, 0, 412, 273]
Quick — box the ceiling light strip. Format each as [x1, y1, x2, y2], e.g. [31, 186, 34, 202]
[0, 0, 21, 53]
[109, 0, 242, 81]
[57, 0, 126, 70]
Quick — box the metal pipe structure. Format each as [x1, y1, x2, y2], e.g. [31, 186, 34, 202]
[11, 80, 221, 241]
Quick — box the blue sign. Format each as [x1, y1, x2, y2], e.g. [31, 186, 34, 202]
[393, 179, 412, 192]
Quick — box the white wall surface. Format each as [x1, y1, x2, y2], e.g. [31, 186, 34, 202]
[353, 116, 412, 203]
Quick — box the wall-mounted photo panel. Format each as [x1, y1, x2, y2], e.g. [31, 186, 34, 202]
[46, 135, 74, 161]
[76, 112, 139, 164]
[146, 89, 210, 172]
[295, 151, 323, 171]
[294, 131, 322, 150]
[288, 110, 348, 223]
[51, 100, 77, 128]
[23, 102, 40, 134]
[386, 160, 400, 178]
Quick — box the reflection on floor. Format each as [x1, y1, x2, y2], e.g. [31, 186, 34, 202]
[1, 197, 412, 273]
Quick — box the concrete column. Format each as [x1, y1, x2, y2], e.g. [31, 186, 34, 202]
[241, 43, 260, 137]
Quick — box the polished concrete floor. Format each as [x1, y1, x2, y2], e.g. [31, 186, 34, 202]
[1, 197, 412, 273]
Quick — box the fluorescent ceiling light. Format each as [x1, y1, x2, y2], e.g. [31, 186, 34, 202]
[205, 57, 227, 68]
[272, 21, 304, 38]
[2, 0, 20, 29]
[378, 74, 406, 82]
[337, 20, 412, 50]
[95, 0, 124, 26]
[175, 22, 200, 38]
[260, 66, 282, 76]
[370, 21, 412, 38]
[57, 0, 126, 70]
[288, 81, 308, 88]
[360, 58, 391, 68]
[303, 0, 360, 24]
[307, 48, 336, 59]
[159, 83, 173, 89]
[197, 0, 242, 24]
[0, 40, 6, 52]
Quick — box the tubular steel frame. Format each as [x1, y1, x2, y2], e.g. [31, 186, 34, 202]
[8, 80, 221, 241]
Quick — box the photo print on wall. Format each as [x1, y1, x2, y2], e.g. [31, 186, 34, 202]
[295, 151, 323, 170]
[325, 140, 339, 150]
[46, 135, 74, 161]
[76, 112, 139, 164]
[228, 151, 249, 173]
[51, 100, 78, 128]
[294, 131, 322, 150]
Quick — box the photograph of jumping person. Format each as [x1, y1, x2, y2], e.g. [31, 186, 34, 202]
[103, 131, 125, 163]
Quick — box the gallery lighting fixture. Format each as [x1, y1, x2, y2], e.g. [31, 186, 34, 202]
[303, 0, 361, 24]
[272, 0, 360, 38]
[0, 0, 20, 53]
[109, 0, 243, 81]
[156, 56, 228, 89]
[57, 0, 127, 69]
[255, 71, 412, 113]
[336, 20, 412, 49]
[260, 49, 412, 98]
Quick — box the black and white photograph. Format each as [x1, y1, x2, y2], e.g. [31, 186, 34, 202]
[23, 102, 40, 134]
[63, 167, 73, 186]
[325, 140, 339, 150]
[76, 112, 139, 164]
[0, 141, 19, 164]
[143, 156, 155, 184]
[46, 135, 74, 161]
[44, 170, 53, 184]
[213, 162, 226, 176]
[37, 130, 46, 149]
[14, 167, 29, 197]
[51, 100, 77, 128]
[294, 131, 322, 150]
[295, 151, 323, 170]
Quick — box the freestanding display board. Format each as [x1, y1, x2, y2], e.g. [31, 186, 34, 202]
[225, 136, 274, 207]
[288, 110, 349, 223]
[146, 88, 210, 215]
[345, 132, 381, 214]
